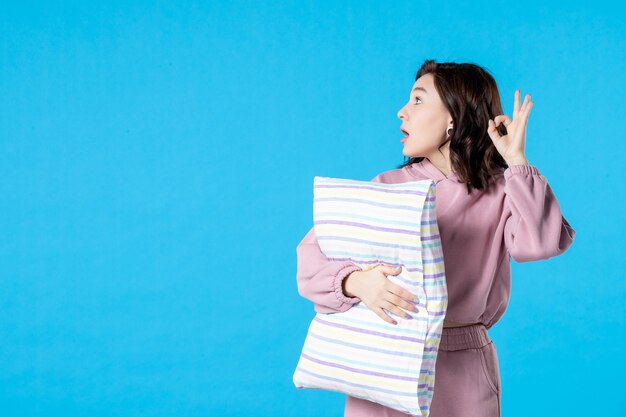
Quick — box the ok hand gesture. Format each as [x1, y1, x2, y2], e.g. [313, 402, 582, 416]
[487, 90, 534, 166]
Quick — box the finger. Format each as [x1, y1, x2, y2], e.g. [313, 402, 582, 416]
[515, 96, 533, 125]
[522, 97, 533, 116]
[493, 115, 512, 127]
[381, 301, 412, 320]
[520, 100, 534, 122]
[387, 292, 419, 314]
[361, 263, 380, 272]
[513, 89, 520, 115]
[520, 94, 531, 113]
[486, 119, 501, 141]
[375, 307, 397, 325]
[379, 264, 402, 276]
[387, 283, 419, 305]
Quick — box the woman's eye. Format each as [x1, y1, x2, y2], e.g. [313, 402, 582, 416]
[413, 96, 422, 104]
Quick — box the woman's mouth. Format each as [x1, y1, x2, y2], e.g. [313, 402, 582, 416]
[400, 128, 409, 143]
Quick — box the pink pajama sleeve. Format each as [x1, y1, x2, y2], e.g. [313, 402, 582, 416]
[295, 227, 363, 314]
[503, 164, 576, 263]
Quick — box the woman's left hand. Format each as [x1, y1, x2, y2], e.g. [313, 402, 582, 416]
[487, 89, 533, 166]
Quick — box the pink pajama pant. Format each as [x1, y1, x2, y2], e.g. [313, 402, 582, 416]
[344, 323, 501, 417]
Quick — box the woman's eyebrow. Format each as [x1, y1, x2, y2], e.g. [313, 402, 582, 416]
[412, 86, 428, 95]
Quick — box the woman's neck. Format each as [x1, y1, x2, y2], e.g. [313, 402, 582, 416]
[426, 154, 454, 177]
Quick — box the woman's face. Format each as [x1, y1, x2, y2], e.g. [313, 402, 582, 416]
[397, 73, 453, 159]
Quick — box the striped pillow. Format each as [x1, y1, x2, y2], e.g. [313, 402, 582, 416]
[293, 176, 448, 416]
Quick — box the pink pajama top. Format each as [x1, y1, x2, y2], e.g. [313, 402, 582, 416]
[295, 159, 576, 329]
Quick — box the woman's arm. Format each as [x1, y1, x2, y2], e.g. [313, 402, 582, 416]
[488, 90, 575, 262]
[295, 174, 382, 313]
[295, 226, 363, 313]
[503, 164, 576, 263]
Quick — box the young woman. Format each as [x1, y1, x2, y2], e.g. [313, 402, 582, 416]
[295, 59, 576, 417]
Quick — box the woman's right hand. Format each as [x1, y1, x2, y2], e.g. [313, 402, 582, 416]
[343, 264, 419, 325]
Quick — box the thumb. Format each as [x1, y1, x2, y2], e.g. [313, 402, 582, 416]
[379, 264, 402, 276]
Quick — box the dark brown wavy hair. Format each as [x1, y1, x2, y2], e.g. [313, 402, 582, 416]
[397, 59, 509, 194]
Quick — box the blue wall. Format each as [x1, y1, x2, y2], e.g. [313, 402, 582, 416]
[1, 1, 623, 416]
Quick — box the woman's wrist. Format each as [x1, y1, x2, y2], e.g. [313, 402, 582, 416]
[505, 155, 529, 166]
[342, 270, 361, 298]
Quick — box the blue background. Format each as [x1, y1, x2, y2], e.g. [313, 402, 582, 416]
[1, 1, 624, 416]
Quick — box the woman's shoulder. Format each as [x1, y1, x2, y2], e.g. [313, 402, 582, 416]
[371, 166, 416, 184]
[371, 163, 508, 191]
